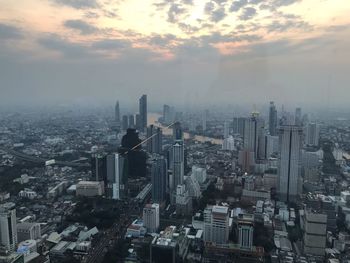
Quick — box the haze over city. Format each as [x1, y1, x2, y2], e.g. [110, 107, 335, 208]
[1, 0, 350, 108]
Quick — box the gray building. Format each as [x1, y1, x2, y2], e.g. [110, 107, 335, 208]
[139, 95, 147, 132]
[151, 156, 167, 204]
[0, 202, 17, 252]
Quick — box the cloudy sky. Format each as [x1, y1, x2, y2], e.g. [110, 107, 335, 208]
[0, 0, 349, 109]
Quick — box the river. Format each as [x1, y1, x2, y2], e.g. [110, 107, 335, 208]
[148, 113, 223, 145]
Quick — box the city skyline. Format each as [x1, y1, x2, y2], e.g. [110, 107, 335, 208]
[0, 0, 350, 107]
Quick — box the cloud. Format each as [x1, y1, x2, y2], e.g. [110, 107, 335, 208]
[38, 35, 90, 58]
[239, 7, 257, 20]
[0, 23, 22, 39]
[52, 0, 98, 9]
[230, 0, 247, 12]
[204, 1, 215, 14]
[211, 7, 227, 22]
[91, 39, 130, 50]
[266, 19, 311, 33]
[64, 19, 98, 34]
[272, 0, 301, 7]
[168, 3, 186, 23]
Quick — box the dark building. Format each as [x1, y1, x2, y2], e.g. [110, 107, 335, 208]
[172, 122, 183, 141]
[269, 101, 277, 136]
[139, 94, 147, 132]
[233, 117, 246, 137]
[151, 156, 167, 205]
[147, 125, 163, 154]
[91, 154, 107, 182]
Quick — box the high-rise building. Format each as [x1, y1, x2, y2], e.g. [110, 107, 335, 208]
[223, 121, 229, 139]
[163, 104, 174, 124]
[147, 125, 162, 154]
[139, 95, 147, 132]
[269, 101, 278, 136]
[202, 110, 208, 133]
[122, 115, 129, 130]
[278, 125, 303, 202]
[172, 122, 183, 141]
[172, 140, 184, 191]
[0, 202, 17, 252]
[238, 213, 254, 250]
[295, 107, 302, 126]
[91, 154, 107, 182]
[135, 114, 141, 130]
[115, 101, 120, 124]
[106, 153, 126, 200]
[151, 156, 167, 204]
[143, 203, 159, 233]
[243, 112, 265, 160]
[128, 115, 135, 128]
[222, 136, 235, 151]
[203, 205, 229, 244]
[306, 123, 320, 147]
[17, 222, 41, 243]
[302, 209, 327, 255]
[233, 117, 245, 137]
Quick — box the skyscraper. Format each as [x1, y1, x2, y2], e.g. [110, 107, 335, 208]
[238, 214, 254, 250]
[172, 122, 183, 141]
[203, 205, 229, 244]
[223, 121, 229, 139]
[306, 123, 320, 147]
[151, 156, 167, 204]
[106, 153, 126, 200]
[172, 140, 184, 191]
[233, 117, 245, 137]
[143, 203, 160, 233]
[139, 95, 147, 132]
[278, 125, 303, 202]
[295, 107, 302, 126]
[243, 112, 265, 160]
[128, 115, 135, 128]
[115, 101, 120, 124]
[122, 115, 129, 130]
[269, 101, 278, 136]
[0, 202, 17, 252]
[147, 125, 163, 154]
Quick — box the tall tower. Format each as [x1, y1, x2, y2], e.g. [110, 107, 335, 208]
[243, 112, 265, 160]
[172, 122, 183, 141]
[115, 101, 120, 124]
[223, 121, 229, 139]
[0, 202, 17, 252]
[269, 101, 277, 136]
[203, 205, 229, 244]
[147, 125, 163, 154]
[106, 153, 126, 200]
[306, 123, 320, 147]
[278, 125, 303, 202]
[295, 107, 302, 126]
[143, 203, 160, 233]
[139, 95, 147, 132]
[151, 156, 167, 204]
[172, 140, 184, 191]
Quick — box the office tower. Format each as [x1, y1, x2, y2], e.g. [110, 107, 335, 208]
[143, 203, 160, 233]
[91, 154, 107, 182]
[172, 122, 183, 141]
[172, 140, 184, 191]
[223, 121, 229, 139]
[233, 117, 246, 137]
[278, 125, 303, 202]
[295, 107, 302, 126]
[122, 115, 129, 130]
[222, 136, 235, 151]
[147, 125, 162, 154]
[202, 110, 208, 133]
[151, 156, 167, 204]
[128, 115, 135, 128]
[115, 101, 120, 124]
[243, 112, 265, 160]
[135, 114, 141, 130]
[163, 104, 174, 124]
[306, 123, 320, 147]
[17, 222, 41, 242]
[106, 153, 126, 200]
[269, 101, 278, 136]
[238, 214, 254, 250]
[203, 205, 229, 244]
[266, 135, 279, 157]
[175, 184, 192, 216]
[139, 95, 147, 132]
[0, 202, 17, 252]
[303, 209, 327, 255]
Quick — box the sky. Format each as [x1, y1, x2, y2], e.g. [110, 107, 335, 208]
[0, 0, 349, 109]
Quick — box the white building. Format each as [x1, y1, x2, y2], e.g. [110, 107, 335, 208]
[278, 126, 303, 202]
[204, 205, 229, 244]
[18, 189, 37, 200]
[106, 153, 125, 200]
[222, 136, 235, 151]
[306, 123, 320, 147]
[143, 203, 160, 233]
[17, 223, 41, 242]
[0, 202, 17, 252]
[191, 166, 207, 185]
[76, 181, 104, 197]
